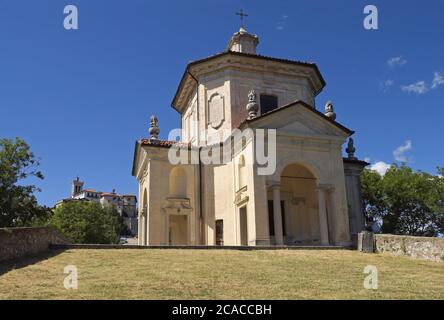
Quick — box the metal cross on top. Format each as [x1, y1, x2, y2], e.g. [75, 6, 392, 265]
[236, 9, 248, 28]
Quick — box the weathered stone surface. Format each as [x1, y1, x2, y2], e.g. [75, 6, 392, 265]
[357, 231, 374, 253]
[0, 227, 68, 262]
[375, 234, 444, 262]
[343, 159, 368, 243]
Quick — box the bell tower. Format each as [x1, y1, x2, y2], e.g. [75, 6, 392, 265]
[227, 26, 259, 54]
[71, 176, 84, 198]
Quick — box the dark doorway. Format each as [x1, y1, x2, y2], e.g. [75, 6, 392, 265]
[216, 219, 224, 246]
[239, 207, 248, 246]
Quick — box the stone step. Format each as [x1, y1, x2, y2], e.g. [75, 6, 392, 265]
[50, 244, 349, 251]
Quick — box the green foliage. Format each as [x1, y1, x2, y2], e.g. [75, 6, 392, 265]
[0, 137, 50, 227]
[50, 201, 123, 244]
[361, 164, 444, 237]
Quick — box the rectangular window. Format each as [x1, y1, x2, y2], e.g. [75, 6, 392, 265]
[260, 95, 278, 114]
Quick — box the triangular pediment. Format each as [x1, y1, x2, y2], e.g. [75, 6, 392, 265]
[244, 101, 353, 138]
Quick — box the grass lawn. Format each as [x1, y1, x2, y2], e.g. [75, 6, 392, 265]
[0, 249, 443, 300]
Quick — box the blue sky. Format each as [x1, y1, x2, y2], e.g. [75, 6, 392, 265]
[1, 0, 443, 206]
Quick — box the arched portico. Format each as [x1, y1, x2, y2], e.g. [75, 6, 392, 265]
[267, 163, 331, 246]
[163, 166, 192, 245]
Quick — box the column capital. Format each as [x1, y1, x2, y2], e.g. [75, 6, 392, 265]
[267, 180, 281, 189]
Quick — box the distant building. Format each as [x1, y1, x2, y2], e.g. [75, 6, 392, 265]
[56, 177, 138, 236]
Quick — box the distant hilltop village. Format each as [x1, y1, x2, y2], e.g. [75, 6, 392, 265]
[56, 177, 138, 236]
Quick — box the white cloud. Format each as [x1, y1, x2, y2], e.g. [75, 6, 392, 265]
[370, 161, 391, 176]
[399, 72, 443, 94]
[401, 81, 428, 94]
[367, 141, 413, 176]
[432, 72, 444, 89]
[387, 56, 407, 68]
[276, 14, 288, 31]
[381, 79, 394, 92]
[393, 140, 412, 162]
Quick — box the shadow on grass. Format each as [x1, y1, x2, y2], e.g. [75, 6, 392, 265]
[0, 249, 66, 276]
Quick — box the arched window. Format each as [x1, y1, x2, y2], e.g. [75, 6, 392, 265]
[169, 167, 187, 198]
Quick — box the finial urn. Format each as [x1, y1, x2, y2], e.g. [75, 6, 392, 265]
[246, 90, 259, 119]
[149, 115, 160, 140]
[346, 137, 357, 160]
[324, 101, 336, 121]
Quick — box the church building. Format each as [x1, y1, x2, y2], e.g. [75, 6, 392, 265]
[132, 26, 368, 247]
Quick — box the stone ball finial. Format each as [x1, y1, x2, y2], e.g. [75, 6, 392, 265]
[149, 115, 160, 140]
[324, 100, 336, 121]
[246, 90, 259, 119]
[346, 137, 357, 160]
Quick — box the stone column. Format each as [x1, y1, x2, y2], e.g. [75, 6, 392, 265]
[138, 215, 142, 245]
[143, 210, 148, 245]
[140, 208, 147, 245]
[344, 138, 370, 247]
[343, 159, 368, 237]
[326, 186, 336, 244]
[271, 184, 284, 245]
[187, 214, 191, 245]
[317, 186, 330, 245]
[164, 213, 169, 245]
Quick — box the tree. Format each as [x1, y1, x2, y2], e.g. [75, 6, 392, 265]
[0, 137, 50, 227]
[50, 201, 123, 244]
[361, 164, 444, 237]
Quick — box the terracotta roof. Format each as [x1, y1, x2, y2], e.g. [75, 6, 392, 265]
[241, 100, 354, 135]
[140, 139, 191, 149]
[186, 50, 320, 70]
[343, 158, 370, 166]
[132, 139, 195, 176]
[132, 101, 353, 177]
[171, 50, 326, 111]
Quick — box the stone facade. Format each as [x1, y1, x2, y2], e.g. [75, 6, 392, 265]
[375, 234, 444, 262]
[0, 227, 68, 262]
[132, 27, 367, 247]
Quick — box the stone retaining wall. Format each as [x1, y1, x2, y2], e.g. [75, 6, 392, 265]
[375, 234, 444, 262]
[0, 227, 68, 262]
